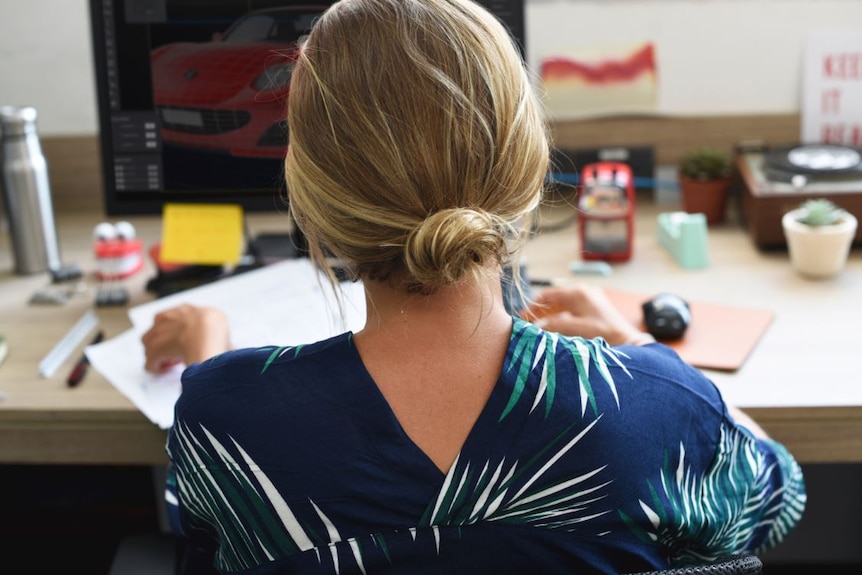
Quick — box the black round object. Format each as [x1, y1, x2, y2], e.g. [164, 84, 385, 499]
[764, 144, 862, 176]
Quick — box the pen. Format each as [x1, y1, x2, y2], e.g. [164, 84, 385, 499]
[66, 330, 105, 388]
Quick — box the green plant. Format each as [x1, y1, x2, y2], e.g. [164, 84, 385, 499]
[794, 198, 847, 227]
[678, 148, 732, 182]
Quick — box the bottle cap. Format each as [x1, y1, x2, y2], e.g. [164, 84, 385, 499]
[0, 106, 38, 136]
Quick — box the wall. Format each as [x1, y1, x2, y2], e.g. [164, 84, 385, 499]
[0, 0, 97, 135]
[1, 0, 861, 135]
[528, 0, 862, 117]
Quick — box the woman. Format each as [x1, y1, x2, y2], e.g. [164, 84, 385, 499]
[142, 1, 805, 573]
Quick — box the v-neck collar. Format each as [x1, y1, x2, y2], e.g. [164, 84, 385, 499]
[342, 317, 520, 481]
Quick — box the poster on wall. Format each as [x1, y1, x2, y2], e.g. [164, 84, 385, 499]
[801, 30, 862, 147]
[539, 41, 659, 120]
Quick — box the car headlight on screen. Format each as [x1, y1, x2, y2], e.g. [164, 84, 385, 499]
[253, 63, 294, 92]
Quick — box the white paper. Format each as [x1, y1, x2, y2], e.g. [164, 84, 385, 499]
[87, 259, 367, 429]
[85, 329, 183, 429]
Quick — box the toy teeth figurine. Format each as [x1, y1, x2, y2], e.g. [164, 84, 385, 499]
[93, 221, 143, 306]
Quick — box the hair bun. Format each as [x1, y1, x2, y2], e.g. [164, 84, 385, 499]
[404, 208, 510, 289]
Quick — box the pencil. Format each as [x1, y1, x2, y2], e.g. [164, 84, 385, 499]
[66, 330, 105, 387]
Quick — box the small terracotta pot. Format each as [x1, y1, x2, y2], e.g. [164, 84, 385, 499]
[679, 177, 731, 225]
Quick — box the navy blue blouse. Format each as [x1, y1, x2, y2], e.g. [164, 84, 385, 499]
[166, 318, 805, 574]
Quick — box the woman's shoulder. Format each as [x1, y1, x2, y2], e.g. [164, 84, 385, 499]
[179, 331, 356, 397]
[510, 318, 724, 413]
[512, 316, 685, 371]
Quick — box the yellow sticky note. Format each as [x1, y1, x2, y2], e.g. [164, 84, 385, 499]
[160, 203, 244, 265]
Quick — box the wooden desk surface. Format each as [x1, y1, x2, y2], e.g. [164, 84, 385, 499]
[526, 195, 862, 465]
[0, 212, 295, 464]
[1, 199, 861, 464]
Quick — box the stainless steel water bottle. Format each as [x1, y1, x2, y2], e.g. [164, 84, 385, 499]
[0, 105, 62, 275]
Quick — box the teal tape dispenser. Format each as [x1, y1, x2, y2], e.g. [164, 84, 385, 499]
[657, 212, 709, 269]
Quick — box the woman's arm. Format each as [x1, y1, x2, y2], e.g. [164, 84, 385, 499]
[141, 304, 232, 373]
[521, 284, 653, 346]
[523, 285, 772, 441]
[726, 404, 771, 440]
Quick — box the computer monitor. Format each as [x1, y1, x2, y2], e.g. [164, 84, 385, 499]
[89, 0, 527, 217]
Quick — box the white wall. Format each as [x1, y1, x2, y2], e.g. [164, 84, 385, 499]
[1, 0, 861, 135]
[528, 0, 862, 118]
[0, 0, 97, 135]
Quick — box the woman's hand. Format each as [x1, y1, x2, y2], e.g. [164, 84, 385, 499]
[521, 284, 650, 346]
[141, 304, 231, 374]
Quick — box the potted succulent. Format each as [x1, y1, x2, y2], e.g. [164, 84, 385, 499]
[677, 148, 733, 225]
[782, 198, 857, 278]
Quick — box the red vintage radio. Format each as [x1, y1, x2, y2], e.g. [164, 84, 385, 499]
[577, 162, 636, 262]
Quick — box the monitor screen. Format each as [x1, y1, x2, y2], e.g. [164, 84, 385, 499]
[89, 0, 526, 216]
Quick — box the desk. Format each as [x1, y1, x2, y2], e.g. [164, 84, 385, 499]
[2, 200, 862, 465]
[0, 212, 292, 464]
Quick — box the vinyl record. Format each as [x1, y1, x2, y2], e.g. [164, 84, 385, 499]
[765, 144, 862, 175]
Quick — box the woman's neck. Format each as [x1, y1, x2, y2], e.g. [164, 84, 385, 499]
[351, 269, 515, 475]
[356, 271, 513, 345]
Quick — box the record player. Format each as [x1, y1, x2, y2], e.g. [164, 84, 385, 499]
[736, 143, 862, 249]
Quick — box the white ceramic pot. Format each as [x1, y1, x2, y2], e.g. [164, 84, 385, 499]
[782, 209, 858, 278]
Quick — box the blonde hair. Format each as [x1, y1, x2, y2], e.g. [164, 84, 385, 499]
[285, 0, 549, 293]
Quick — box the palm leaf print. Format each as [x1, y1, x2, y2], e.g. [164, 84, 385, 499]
[414, 320, 637, 543]
[422, 416, 611, 531]
[260, 345, 303, 374]
[501, 319, 631, 421]
[172, 420, 375, 574]
[755, 442, 806, 552]
[621, 423, 805, 566]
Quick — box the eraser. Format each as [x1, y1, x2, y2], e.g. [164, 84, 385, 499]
[568, 260, 613, 276]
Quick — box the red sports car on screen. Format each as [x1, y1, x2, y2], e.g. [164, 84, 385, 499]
[151, 6, 325, 159]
